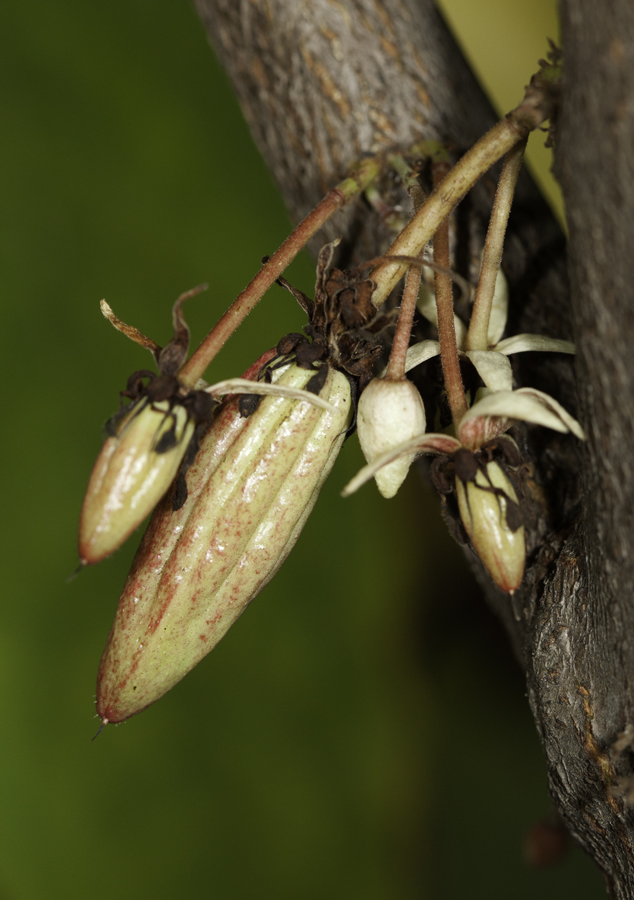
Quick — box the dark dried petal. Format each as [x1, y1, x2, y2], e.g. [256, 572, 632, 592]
[505, 496, 524, 532]
[439, 495, 469, 544]
[123, 370, 156, 401]
[154, 415, 179, 454]
[305, 364, 329, 395]
[170, 417, 212, 511]
[339, 288, 367, 328]
[277, 332, 306, 355]
[171, 470, 189, 512]
[146, 374, 180, 403]
[430, 455, 455, 494]
[362, 309, 398, 335]
[239, 394, 264, 417]
[296, 340, 327, 369]
[453, 447, 479, 483]
[183, 389, 215, 426]
[274, 277, 315, 320]
[157, 284, 206, 376]
[496, 435, 522, 468]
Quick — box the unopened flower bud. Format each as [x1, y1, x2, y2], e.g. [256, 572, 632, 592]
[79, 399, 195, 565]
[96, 361, 352, 724]
[356, 377, 426, 498]
[454, 458, 525, 593]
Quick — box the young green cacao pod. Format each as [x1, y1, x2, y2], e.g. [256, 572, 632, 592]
[454, 457, 525, 593]
[79, 397, 196, 566]
[79, 288, 214, 565]
[356, 377, 426, 498]
[96, 357, 352, 724]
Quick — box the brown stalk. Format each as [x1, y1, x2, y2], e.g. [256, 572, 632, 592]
[432, 161, 468, 425]
[178, 157, 380, 388]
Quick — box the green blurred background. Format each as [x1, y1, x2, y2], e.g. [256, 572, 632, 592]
[0, 1, 603, 898]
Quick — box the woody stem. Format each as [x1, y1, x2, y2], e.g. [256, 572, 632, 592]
[432, 160, 468, 425]
[465, 138, 527, 351]
[178, 156, 381, 388]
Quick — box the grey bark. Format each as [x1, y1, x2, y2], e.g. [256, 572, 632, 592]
[194, 0, 634, 893]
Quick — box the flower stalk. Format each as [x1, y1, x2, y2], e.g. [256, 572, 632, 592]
[385, 262, 423, 382]
[370, 60, 560, 306]
[431, 158, 468, 425]
[359, 161, 432, 498]
[178, 156, 380, 388]
[465, 138, 527, 351]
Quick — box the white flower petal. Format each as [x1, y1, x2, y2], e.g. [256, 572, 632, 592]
[416, 283, 437, 324]
[459, 389, 585, 438]
[416, 287, 467, 348]
[207, 378, 337, 413]
[454, 315, 468, 350]
[514, 387, 586, 439]
[342, 432, 461, 497]
[397, 340, 441, 375]
[465, 350, 513, 392]
[486, 268, 509, 346]
[495, 334, 576, 356]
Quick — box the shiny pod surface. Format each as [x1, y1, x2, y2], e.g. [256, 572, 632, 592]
[455, 460, 525, 593]
[79, 400, 194, 565]
[97, 361, 352, 723]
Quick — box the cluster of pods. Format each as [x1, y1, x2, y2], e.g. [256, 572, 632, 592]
[80, 56, 583, 727]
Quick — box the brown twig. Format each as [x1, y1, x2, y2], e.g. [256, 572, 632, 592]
[385, 261, 424, 381]
[178, 157, 380, 388]
[431, 160, 468, 424]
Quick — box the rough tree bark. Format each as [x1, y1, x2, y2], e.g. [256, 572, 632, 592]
[194, 0, 634, 894]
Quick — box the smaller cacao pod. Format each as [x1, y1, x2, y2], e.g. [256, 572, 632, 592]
[79, 398, 196, 565]
[454, 458, 525, 593]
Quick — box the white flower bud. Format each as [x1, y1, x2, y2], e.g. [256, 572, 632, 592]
[356, 378, 426, 498]
[455, 458, 525, 592]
